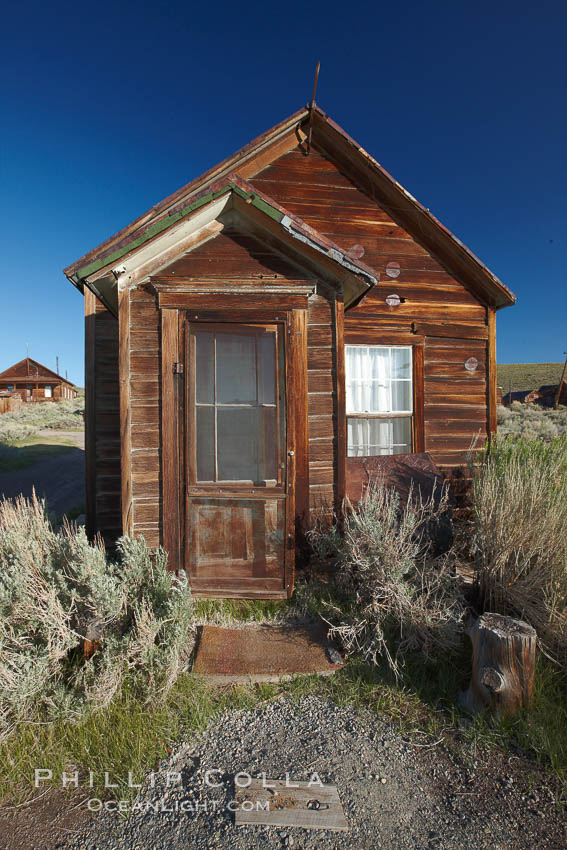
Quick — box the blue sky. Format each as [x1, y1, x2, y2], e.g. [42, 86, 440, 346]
[1, 0, 565, 385]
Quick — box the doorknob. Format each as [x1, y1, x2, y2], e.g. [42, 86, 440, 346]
[288, 450, 295, 457]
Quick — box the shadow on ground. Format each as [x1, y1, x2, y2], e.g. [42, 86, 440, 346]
[0, 444, 85, 517]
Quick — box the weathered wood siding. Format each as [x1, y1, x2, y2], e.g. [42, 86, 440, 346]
[128, 285, 161, 547]
[126, 229, 341, 544]
[250, 144, 489, 472]
[84, 292, 121, 543]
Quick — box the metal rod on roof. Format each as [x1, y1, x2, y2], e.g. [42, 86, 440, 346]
[306, 61, 320, 155]
[310, 60, 320, 108]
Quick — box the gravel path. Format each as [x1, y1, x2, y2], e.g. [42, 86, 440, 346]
[62, 694, 565, 850]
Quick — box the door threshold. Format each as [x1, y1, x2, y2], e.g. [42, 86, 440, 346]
[191, 589, 289, 600]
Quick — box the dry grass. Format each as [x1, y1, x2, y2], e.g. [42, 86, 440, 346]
[469, 436, 567, 664]
[498, 402, 567, 440]
[497, 362, 564, 394]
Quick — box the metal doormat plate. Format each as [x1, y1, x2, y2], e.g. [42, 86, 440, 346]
[234, 778, 348, 831]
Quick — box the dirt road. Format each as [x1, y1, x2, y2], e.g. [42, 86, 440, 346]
[0, 430, 84, 516]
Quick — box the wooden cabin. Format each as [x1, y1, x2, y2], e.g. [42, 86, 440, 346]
[64, 105, 515, 598]
[0, 358, 77, 403]
[504, 383, 567, 407]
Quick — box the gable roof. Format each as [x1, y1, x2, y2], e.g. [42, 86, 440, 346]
[0, 357, 75, 386]
[64, 105, 515, 310]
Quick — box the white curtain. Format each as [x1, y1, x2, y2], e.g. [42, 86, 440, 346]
[346, 346, 389, 413]
[346, 346, 413, 457]
[348, 417, 393, 456]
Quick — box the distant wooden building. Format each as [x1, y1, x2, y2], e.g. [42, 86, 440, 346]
[0, 392, 22, 415]
[0, 358, 77, 403]
[64, 105, 515, 598]
[503, 384, 567, 407]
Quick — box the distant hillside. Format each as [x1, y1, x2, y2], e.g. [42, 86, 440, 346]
[497, 363, 564, 395]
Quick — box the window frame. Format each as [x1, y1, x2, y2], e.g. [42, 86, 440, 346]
[345, 343, 416, 457]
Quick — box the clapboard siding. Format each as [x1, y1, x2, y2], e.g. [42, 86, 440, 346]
[157, 230, 311, 281]
[128, 287, 162, 535]
[307, 294, 337, 512]
[251, 144, 490, 471]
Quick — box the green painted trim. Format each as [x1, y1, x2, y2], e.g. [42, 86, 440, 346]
[75, 184, 284, 282]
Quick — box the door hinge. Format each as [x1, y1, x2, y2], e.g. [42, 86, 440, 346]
[173, 362, 184, 374]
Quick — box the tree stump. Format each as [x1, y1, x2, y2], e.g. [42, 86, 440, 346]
[83, 616, 104, 660]
[460, 613, 537, 716]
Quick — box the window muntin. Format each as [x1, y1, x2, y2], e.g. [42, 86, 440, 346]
[346, 345, 413, 456]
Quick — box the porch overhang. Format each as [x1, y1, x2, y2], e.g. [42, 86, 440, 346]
[65, 175, 379, 316]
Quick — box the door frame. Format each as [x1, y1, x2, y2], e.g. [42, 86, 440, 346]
[185, 318, 288, 597]
[158, 289, 309, 599]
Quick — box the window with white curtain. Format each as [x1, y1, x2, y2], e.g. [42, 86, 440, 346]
[346, 345, 413, 456]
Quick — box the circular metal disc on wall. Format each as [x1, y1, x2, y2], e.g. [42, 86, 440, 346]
[385, 293, 401, 306]
[386, 261, 401, 278]
[464, 357, 479, 372]
[346, 244, 365, 260]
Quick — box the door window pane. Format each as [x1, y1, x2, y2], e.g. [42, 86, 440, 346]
[195, 332, 214, 404]
[260, 406, 277, 481]
[196, 407, 215, 481]
[216, 334, 256, 404]
[217, 408, 258, 480]
[194, 326, 281, 483]
[258, 333, 276, 404]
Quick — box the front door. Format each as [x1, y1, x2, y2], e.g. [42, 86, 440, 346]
[186, 321, 290, 597]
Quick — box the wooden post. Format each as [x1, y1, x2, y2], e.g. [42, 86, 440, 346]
[554, 354, 567, 410]
[460, 612, 536, 716]
[118, 289, 133, 536]
[161, 308, 182, 572]
[84, 288, 97, 539]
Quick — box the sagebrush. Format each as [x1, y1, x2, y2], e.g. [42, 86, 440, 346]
[308, 478, 463, 677]
[0, 397, 84, 443]
[469, 435, 567, 664]
[0, 494, 194, 742]
[498, 402, 567, 440]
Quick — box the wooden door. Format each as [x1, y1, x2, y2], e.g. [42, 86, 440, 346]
[185, 321, 291, 597]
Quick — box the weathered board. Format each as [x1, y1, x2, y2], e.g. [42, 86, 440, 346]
[234, 779, 348, 831]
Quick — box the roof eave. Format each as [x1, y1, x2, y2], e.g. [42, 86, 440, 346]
[311, 107, 516, 310]
[74, 178, 378, 309]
